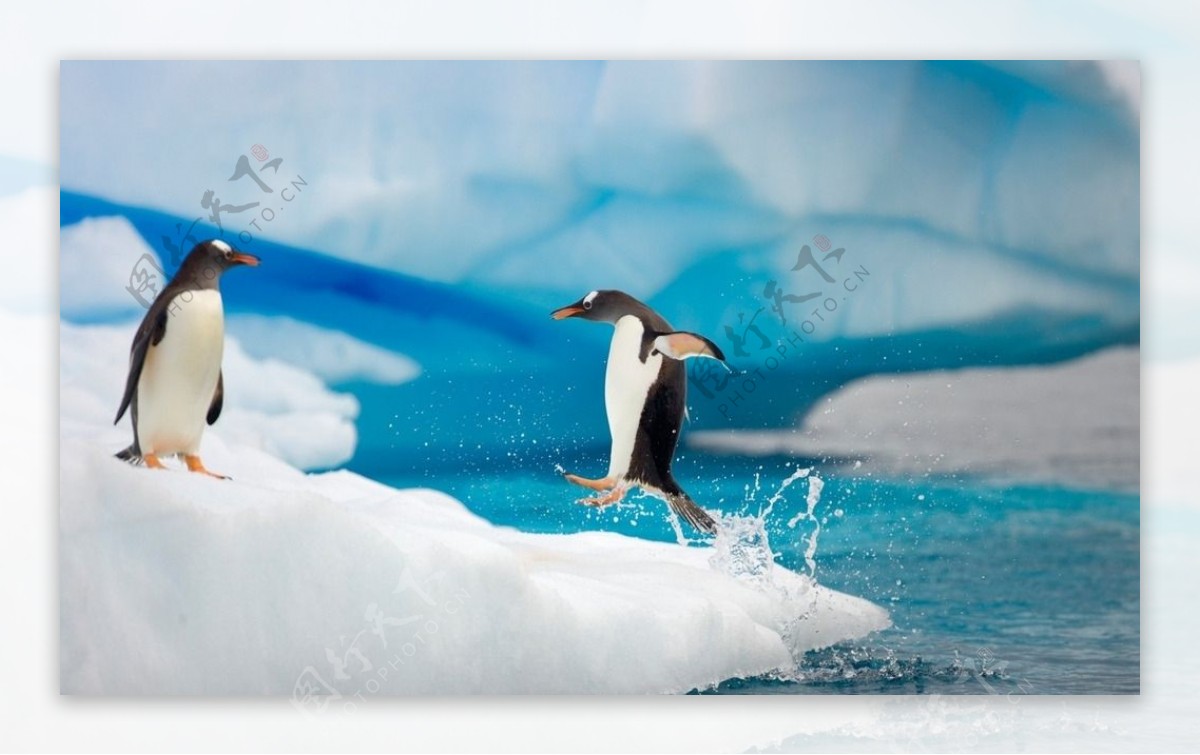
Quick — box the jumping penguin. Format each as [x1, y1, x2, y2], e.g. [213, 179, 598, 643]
[552, 290, 727, 534]
[114, 239, 260, 477]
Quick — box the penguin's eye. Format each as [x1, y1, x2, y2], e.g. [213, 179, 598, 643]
[224, 250, 234, 260]
[583, 300, 592, 310]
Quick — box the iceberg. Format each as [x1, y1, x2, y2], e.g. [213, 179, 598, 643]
[59, 215, 163, 322]
[59, 318, 889, 695]
[59, 436, 889, 695]
[691, 346, 1139, 491]
[57, 60, 1139, 458]
[59, 62, 1138, 299]
[55, 188, 1138, 472]
[226, 314, 420, 386]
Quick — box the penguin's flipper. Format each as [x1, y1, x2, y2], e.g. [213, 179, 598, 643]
[114, 306, 168, 424]
[652, 332, 726, 363]
[207, 371, 224, 425]
[667, 492, 718, 535]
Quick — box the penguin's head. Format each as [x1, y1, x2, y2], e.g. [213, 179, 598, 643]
[551, 290, 638, 324]
[201, 239, 261, 270]
[177, 239, 260, 287]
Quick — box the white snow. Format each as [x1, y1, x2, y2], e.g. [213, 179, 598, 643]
[691, 346, 1140, 491]
[59, 429, 889, 694]
[59, 317, 889, 695]
[60, 215, 165, 321]
[226, 314, 421, 386]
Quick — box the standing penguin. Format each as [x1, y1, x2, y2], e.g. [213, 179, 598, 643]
[114, 239, 260, 476]
[552, 290, 726, 534]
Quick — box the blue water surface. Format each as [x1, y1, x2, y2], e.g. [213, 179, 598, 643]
[380, 451, 1140, 695]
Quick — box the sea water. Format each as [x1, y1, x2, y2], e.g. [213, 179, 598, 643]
[380, 450, 1139, 695]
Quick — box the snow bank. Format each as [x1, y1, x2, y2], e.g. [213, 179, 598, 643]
[226, 314, 420, 386]
[691, 346, 1139, 491]
[60, 437, 888, 695]
[60, 215, 164, 322]
[61, 321, 359, 470]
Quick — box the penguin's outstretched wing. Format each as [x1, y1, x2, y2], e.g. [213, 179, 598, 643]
[207, 371, 224, 425]
[114, 306, 168, 424]
[651, 331, 726, 362]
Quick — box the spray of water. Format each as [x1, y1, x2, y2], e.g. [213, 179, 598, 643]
[701, 464, 835, 668]
[787, 473, 824, 577]
[708, 465, 824, 586]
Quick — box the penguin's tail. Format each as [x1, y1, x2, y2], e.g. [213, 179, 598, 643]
[114, 445, 141, 464]
[667, 491, 719, 535]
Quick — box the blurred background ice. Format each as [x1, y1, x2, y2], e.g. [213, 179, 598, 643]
[56, 61, 1140, 480]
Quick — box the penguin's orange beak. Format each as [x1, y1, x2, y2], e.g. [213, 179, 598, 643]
[551, 305, 584, 320]
[232, 253, 260, 267]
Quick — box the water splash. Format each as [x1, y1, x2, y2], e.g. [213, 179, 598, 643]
[703, 465, 839, 665]
[708, 465, 826, 593]
[762, 466, 811, 519]
[707, 508, 776, 588]
[707, 644, 1029, 694]
[786, 473, 824, 577]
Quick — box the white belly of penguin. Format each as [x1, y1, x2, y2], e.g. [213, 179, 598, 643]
[605, 315, 664, 480]
[136, 290, 224, 456]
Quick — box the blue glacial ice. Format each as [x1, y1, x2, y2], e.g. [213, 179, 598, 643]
[57, 61, 1139, 471]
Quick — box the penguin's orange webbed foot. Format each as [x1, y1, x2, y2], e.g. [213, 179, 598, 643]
[578, 485, 628, 509]
[563, 472, 615, 492]
[143, 453, 167, 470]
[184, 454, 230, 480]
